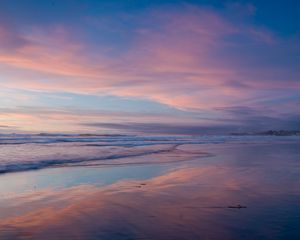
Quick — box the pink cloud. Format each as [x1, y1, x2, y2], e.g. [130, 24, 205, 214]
[0, 5, 298, 115]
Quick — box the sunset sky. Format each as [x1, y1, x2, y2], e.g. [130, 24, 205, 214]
[0, 0, 299, 134]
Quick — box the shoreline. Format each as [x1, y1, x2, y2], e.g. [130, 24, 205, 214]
[0, 141, 300, 239]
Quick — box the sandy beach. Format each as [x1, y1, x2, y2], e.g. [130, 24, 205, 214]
[0, 139, 299, 239]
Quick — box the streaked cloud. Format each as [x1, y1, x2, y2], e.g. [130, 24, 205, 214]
[0, 2, 299, 132]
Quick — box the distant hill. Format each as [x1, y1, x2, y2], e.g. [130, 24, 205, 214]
[231, 130, 300, 136]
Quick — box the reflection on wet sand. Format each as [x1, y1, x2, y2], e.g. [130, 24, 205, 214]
[0, 142, 300, 239]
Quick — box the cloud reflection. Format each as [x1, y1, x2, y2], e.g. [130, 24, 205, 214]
[1, 159, 299, 239]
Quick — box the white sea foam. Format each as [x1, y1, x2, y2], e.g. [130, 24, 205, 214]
[0, 134, 299, 174]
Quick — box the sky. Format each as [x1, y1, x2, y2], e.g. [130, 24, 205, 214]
[0, 0, 299, 134]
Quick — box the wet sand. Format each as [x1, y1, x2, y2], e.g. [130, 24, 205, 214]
[0, 142, 300, 239]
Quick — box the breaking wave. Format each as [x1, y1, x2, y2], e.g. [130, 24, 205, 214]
[0, 134, 298, 174]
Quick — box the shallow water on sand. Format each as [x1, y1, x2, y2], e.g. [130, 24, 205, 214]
[0, 136, 299, 239]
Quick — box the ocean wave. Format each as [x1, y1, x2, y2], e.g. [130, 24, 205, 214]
[0, 144, 183, 174]
[1, 134, 299, 174]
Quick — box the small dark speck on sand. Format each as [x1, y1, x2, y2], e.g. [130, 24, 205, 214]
[135, 183, 147, 188]
[228, 204, 247, 209]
